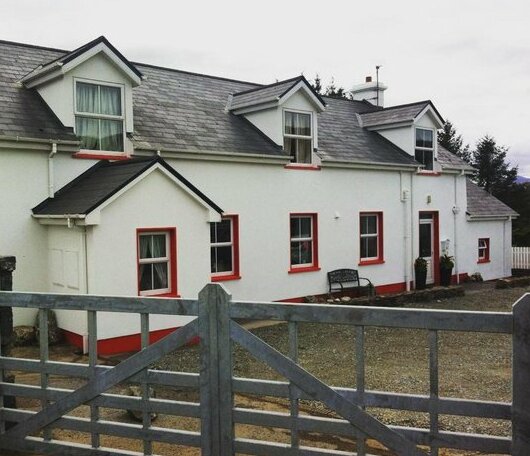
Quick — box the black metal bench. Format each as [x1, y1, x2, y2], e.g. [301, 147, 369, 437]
[327, 269, 375, 296]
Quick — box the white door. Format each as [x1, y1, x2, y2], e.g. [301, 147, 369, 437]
[419, 215, 434, 284]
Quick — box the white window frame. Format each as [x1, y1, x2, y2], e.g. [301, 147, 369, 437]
[290, 215, 315, 268]
[283, 109, 313, 164]
[74, 78, 126, 154]
[478, 238, 489, 261]
[211, 218, 234, 277]
[138, 231, 171, 296]
[360, 213, 379, 260]
[415, 127, 435, 171]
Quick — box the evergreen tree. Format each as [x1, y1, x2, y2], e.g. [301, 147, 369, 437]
[471, 135, 517, 196]
[499, 183, 530, 246]
[311, 74, 323, 95]
[324, 77, 349, 99]
[437, 120, 470, 162]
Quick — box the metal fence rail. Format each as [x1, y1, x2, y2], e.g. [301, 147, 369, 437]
[0, 285, 529, 455]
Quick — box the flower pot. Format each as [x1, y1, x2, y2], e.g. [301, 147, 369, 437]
[440, 267, 453, 287]
[415, 269, 427, 290]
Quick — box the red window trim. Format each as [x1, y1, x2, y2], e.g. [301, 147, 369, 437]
[289, 213, 319, 273]
[417, 171, 442, 177]
[478, 238, 490, 264]
[210, 215, 241, 282]
[136, 227, 178, 297]
[284, 164, 321, 171]
[74, 151, 130, 161]
[359, 212, 384, 265]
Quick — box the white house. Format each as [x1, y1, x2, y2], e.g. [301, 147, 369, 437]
[0, 36, 517, 354]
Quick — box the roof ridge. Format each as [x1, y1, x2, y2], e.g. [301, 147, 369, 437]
[0, 38, 69, 54]
[369, 100, 431, 113]
[135, 62, 262, 87]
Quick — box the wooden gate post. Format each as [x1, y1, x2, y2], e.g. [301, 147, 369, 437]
[198, 283, 234, 456]
[513, 293, 530, 455]
[0, 256, 16, 432]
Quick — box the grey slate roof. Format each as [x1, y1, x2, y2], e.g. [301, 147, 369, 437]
[466, 179, 518, 218]
[0, 41, 77, 141]
[360, 101, 434, 128]
[437, 145, 474, 170]
[317, 97, 419, 166]
[228, 76, 325, 111]
[32, 157, 222, 216]
[1, 39, 425, 167]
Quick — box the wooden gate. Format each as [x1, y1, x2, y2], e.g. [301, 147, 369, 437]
[0, 284, 529, 455]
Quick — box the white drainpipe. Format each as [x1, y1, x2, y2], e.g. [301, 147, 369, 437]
[401, 172, 411, 291]
[48, 143, 57, 198]
[453, 174, 460, 284]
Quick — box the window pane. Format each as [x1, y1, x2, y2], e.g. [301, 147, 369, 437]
[291, 240, 313, 265]
[152, 263, 168, 290]
[76, 82, 99, 113]
[139, 236, 152, 259]
[416, 129, 434, 148]
[285, 138, 312, 163]
[419, 224, 432, 257]
[296, 138, 312, 163]
[139, 264, 152, 291]
[100, 85, 122, 116]
[361, 237, 378, 259]
[291, 217, 312, 239]
[216, 220, 232, 243]
[361, 215, 377, 235]
[212, 246, 233, 273]
[76, 117, 99, 150]
[100, 119, 123, 152]
[285, 112, 311, 136]
[151, 234, 166, 258]
[415, 149, 433, 170]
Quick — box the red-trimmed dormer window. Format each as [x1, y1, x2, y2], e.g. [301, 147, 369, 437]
[210, 215, 240, 282]
[478, 238, 490, 263]
[137, 228, 177, 296]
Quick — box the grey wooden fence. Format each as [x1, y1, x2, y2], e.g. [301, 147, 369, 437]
[0, 283, 528, 456]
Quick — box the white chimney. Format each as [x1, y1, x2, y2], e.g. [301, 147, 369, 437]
[351, 76, 387, 107]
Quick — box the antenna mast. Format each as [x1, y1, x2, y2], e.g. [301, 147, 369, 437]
[376, 65, 382, 107]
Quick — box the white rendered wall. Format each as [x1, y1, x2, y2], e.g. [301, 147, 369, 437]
[85, 169, 212, 340]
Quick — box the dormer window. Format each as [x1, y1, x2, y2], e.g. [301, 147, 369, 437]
[75, 81, 124, 152]
[415, 128, 434, 171]
[284, 111, 312, 164]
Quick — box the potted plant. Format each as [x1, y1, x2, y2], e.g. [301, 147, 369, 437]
[414, 257, 427, 290]
[440, 254, 455, 286]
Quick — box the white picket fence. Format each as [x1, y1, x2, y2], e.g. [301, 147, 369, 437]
[513, 247, 530, 269]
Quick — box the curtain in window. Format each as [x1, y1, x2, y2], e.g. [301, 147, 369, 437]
[76, 83, 99, 113]
[75, 117, 99, 150]
[100, 120, 123, 151]
[100, 86, 122, 116]
[151, 235, 168, 290]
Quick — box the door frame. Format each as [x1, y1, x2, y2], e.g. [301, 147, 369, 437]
[419, 211, 440, 286]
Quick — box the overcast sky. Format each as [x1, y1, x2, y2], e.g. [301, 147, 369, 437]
[2, 0, 529, 174]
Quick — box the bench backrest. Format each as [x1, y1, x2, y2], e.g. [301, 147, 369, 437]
[328, 269, 360, 285]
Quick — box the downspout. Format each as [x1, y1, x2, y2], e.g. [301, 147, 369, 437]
[408, 172, 414, 290]
[400, 172, 411, 291]
[48, 143, 57, 198]
[453, 174, 459, 284]
[83, 225, 90, 354]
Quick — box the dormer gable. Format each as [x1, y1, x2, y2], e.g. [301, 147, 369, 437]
[228, 76, 326, 115]
[228, 77, 325, 165]
[21, 37, 142, 157]
[359, 101, 445, 173]
[20, 36, 143, 89]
